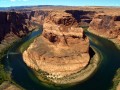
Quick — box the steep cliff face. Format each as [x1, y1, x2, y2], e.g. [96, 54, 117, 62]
[0, 11, 36, 43]
[0, 10, 50, 49]
[89, 13, 120, 44]
[65, 10, 95, 27]
[23, 11, 90, 78]
[28, 10, 50, 25]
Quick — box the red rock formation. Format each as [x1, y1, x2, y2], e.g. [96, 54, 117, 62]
[28, 10, 50, 25]
[0, 10, 50, 46]
[23, 11, 90, 78]
[0, 12, 29, 42]
[89, 13, 120, 39]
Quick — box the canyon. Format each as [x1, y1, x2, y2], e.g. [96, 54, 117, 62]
[0, 10, 50, 90]
[0, 6, 120, 90]
[23, 11, 90, 79]
[0, 8, 96, 49]
[22, 7, 120, 87]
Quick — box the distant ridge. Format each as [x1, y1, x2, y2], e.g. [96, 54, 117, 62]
[0, 5, 71, 11]
[0, 5, 120, 11]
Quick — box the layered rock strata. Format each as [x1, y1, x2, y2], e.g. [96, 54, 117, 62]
[0, 12, 28, 42]
[23, 11, 90, 78]
[28, 10, 50, 25]
[89, 13, 120, 45]
[0, 11, 37, 47]
[0, 10, 49, 50]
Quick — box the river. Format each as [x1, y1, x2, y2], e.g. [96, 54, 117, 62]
[2, 29, 120, 90]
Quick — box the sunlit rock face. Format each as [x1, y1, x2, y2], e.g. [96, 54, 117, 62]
[89, 13, 120, 38]
[89, 13, 120, 42]
[23, 11, 90, 78]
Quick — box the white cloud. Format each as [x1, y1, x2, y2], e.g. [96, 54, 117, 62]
[10, 0, 16, 2]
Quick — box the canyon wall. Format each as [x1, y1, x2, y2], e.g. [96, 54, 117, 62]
[65, 10, 95, 27]
[23, 11, 90, 78]
[0, 12, 29, 42]
[28, 10, 50, 25]
[0, 10, 94, 47]
[0, 10, 50, 50]
[89, 13, 120, 45]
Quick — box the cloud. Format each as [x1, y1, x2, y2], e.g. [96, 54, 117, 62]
[10, 0, 15, 2]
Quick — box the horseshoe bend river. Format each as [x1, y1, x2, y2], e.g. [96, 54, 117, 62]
[2, 29, 120, 90]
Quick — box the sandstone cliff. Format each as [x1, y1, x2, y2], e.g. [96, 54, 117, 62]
[0, 12, 29, 42]
[23, 11, 90, 79]
[0, 11, 38, 45]
[28, 10, 50, 25]
[0, 10, 49, 50]
[89, 13, 120, 45]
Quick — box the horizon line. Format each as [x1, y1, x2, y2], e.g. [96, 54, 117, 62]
[0, 5, 120, 8]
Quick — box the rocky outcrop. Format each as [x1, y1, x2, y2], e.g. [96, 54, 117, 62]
[23, 11, 90, 79]
[89, 13, 120, 45]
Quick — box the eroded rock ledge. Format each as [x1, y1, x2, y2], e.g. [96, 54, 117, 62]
[23, 11, 90, 79]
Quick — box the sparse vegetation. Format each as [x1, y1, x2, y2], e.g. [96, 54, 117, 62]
[111, 68, 120, 90]
[0, 47, 11, 84]
[19, 37, 36, 53]
[19, 34, 39, 53]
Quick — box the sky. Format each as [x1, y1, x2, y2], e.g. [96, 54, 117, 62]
[0, 0, 120, 7]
